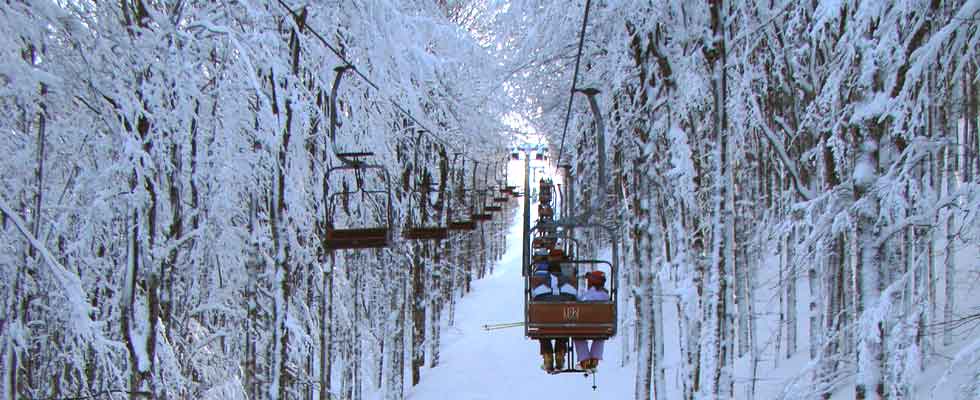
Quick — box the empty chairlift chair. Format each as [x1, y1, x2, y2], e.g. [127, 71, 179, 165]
[403, 183, 449, 241]
[448, 177, 477, 231]
[323, 66, 393, 250]
[324, 156, 394, 250]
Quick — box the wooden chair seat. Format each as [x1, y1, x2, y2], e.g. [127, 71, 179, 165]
[324, 228, 389, 250]
[526, 302, 616, 339]
[472, 213, 493, 221]
[403, 227, 449, 240]
[448, 220, 476, 231]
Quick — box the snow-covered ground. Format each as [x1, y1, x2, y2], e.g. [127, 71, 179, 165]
[409, 212, 635, 400]
[408, 206, 980, 399]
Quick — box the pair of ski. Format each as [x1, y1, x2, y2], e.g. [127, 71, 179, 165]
[547, 367, 594, 375]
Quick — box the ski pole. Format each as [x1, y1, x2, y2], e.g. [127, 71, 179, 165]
[481, 322, 524, 330]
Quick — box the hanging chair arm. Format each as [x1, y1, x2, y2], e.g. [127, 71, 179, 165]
[330, 65, 357, 166]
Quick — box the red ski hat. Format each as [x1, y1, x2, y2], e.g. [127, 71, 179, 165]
[586, 271, 606, 287]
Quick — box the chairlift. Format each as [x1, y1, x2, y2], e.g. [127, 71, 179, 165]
[403, 227, 449, 240]
[402, 184, 449, 241]
[324, 158, 393, 250]
[538, 205, 554, 218]
[524, 87, 620, 342]
[448, 220, 477, 231]
[448, 154, 477, 231]
[525, 259, 617, 340]
[323, 65, 393, 250]
[493, 186, 510, 203]
[472, 212, 493, 221]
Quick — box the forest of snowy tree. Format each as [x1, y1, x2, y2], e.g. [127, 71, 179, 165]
[1, 1, 979, 400]
[0, 1, 518, 399]
[490, 1, 980, 399]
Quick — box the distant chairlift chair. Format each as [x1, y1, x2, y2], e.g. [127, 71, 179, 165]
[403, 178, 449, 241]
[448, 156, 478, 232]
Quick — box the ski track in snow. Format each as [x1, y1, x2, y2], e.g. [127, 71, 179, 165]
[409, 213, 635, 400]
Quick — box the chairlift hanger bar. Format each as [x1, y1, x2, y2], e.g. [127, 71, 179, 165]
[275, 0, 497, 166]
[555, 0, 594, 167]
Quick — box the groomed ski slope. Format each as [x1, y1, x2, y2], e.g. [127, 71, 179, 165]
[410, 212, 635, 400]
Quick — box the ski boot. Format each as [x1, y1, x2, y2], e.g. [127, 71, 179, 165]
[541, 353, 554, 372]
[554, 352, 565, 371]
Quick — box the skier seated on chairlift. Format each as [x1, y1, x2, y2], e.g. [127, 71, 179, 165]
[530, 261, 577, 372]
[573, 271, 609, 371]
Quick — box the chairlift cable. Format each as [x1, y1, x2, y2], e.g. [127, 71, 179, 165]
[555, 0, 594, 168]
[275, 0, 493, 165]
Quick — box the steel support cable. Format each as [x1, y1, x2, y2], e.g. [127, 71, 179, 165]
[274, 0, 495, 165]
[555, 0, 594, 168]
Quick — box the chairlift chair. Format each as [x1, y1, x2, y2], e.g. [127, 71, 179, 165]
[403, 226, 449, 240]
[402, 172, 450, 240]
[472, 212, 493, 221]
[485, 188, 505, 210]
[540, 188, 553, 204]
[323, 66, 394, 250]
[448, 156, 478, 231]
[448, 220, 477, 230]
[525, 259, 617, 340]
[324, 158, 393, 250]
